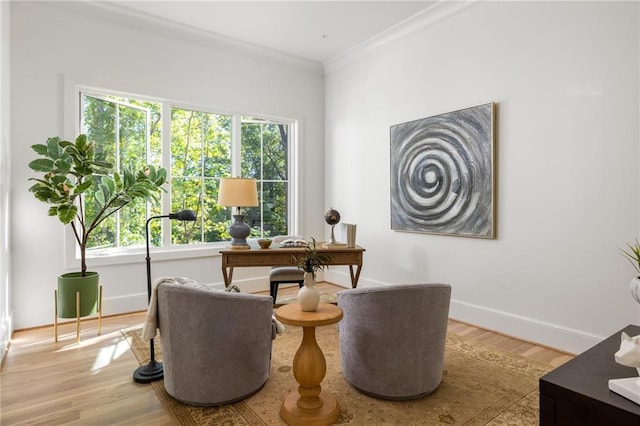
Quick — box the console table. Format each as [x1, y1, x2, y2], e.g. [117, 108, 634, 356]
[220, 245, 365, 288]
[539, 324, 640, 425]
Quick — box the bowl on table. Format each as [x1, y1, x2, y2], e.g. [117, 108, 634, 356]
[257, 238, 272, 249]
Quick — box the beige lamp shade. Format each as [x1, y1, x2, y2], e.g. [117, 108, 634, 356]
[217, 177, 259, 207]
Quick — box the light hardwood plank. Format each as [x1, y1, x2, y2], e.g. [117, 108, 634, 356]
[1, 283, 572, 424]
[1, 313, 173, 425]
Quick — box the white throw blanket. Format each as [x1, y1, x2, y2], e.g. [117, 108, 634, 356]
[272, 315, 286, 336]
[141, 276, 285, 341]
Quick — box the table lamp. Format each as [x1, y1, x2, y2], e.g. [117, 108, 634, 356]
[217, 177, 258, 250]
[133, 209, 197, 384]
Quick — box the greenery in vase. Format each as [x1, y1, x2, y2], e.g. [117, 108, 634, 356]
[28, 134, 167, 275]
[295, 238, 332, 278]
[621, 240, 640, 276]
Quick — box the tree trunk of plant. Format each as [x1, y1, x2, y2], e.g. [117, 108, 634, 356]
[80, 243, 87, 276]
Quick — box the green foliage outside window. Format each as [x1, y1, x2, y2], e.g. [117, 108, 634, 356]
[241, 118, 289, 238]
[82, 94, 163, 249]
[171, 108, 232, 244]
[80, 91, 292, 253]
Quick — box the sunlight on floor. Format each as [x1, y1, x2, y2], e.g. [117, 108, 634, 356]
[50, 328, 134, 372]
[91, 337, 131, 373]
[55, 332, 116, 351]
[51, 322, 143, 352]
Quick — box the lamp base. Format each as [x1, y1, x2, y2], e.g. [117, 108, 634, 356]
[228, 214, 251, 250]
[229, 242, 251, 250]
[133, 360, 164, 383]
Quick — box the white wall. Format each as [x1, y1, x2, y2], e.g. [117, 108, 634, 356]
[10, 2, 325, 329]
[1, 0, 12, 357]
[324, 1, 640, 353]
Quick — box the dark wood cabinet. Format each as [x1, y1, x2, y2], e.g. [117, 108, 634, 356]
[539, 324, 640, 425]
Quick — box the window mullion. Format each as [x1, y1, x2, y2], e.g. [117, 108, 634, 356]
[200, 114, 206, 243]
[161, 102, 172, 246]
[289, 121, 299, 235]
[231, 115, 242, 176]
[260, 123, 264, 236]
[115, 105, 121, 248]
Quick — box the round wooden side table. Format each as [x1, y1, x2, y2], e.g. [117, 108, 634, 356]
[275, 302, 343, 426]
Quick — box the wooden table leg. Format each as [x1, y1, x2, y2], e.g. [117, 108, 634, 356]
[280, 325, 340, 425]
[221, 266, 233, 288]
[349, 265, 362, 288]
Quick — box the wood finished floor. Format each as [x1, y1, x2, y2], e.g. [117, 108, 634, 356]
[0, 282, 573, 425]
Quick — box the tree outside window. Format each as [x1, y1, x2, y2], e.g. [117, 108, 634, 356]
[241, 117, 289, 238]
[80, 91, 293, 254]
[170, 107, 231, 244]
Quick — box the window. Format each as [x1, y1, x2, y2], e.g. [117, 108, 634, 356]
[241, 117, 290, 238]
[79, 90, 296, 255]
[169, 107, 232, 246]
[81, 94, 162, 250]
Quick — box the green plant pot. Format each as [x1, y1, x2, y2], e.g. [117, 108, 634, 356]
[57, 272, 99, 318]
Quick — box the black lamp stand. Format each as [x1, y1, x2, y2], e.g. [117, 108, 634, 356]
[133, 209, 197, 384]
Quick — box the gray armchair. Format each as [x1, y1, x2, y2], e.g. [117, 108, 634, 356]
[157, 281, 274, 406]
[337, 283, 451, 400]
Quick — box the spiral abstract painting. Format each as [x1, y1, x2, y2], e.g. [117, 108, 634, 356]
[390, 103, 495, 238]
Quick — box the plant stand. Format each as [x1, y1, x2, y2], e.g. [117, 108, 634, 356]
[54, 285, 103, 344]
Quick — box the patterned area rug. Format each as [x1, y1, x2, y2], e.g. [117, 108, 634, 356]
[125, 324, 551, 425]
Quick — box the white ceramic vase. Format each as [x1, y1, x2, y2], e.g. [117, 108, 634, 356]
[631, 277, 640, 304]
[298, 272, 320, 312]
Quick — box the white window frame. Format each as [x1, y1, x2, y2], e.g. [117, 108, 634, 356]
[62, 83, 300, 269]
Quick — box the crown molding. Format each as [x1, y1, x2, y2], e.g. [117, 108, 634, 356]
[323, 0, 479, 76]
[55, 1, 324, 76]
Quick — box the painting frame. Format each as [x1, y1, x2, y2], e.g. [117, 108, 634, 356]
[390, 102, 496, 239]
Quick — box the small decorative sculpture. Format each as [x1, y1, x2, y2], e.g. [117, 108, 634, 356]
[609, 332, 640, 405]
[324, 208, 341, 245]
[614, 332, 640, 370]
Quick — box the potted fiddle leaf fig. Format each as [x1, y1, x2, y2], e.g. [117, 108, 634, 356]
[28, 134, 167, 318]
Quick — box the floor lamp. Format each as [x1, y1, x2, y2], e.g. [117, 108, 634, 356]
[133, 209, 197, 384]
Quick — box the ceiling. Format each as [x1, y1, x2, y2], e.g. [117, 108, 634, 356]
[107, 1, 436, 63]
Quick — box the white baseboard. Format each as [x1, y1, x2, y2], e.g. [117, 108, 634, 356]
[102, 278, 272, 316]
[324, 270, 603, 354]
[101, 292, 149, 316]
[449, 299, 603, 355]
[104, 271, 601, 354]
[224, 278, 268, 294]
[323, 270, 386, 289]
